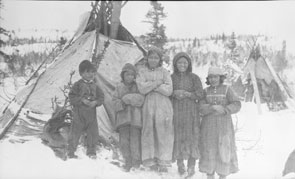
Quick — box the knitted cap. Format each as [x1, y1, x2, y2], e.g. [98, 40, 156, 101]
[121, 63, 136, 75]
[208, 66, 224, 76]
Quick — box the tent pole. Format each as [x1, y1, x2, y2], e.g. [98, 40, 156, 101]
[91, 3, 101, 68]
[0, 64, 46, 139]
[120, 24, 147, 56]
[264, 57, 289, 98]
[249, 65, 262, 114]
[264, 57, 295, 110]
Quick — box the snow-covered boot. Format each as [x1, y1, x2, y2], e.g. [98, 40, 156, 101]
[178, 165, 186, 175]
[122, 164, 132, 172]
[67, 152, 78, 159]
[186, 167, 195, 178]
[150, 164, 159, 172]
[177, 159, 185, 175]
[207, 173, 215, 179]
[88, 154, 97, 159]
[218, 174, 226, 179]
[158, 166, 168, 173]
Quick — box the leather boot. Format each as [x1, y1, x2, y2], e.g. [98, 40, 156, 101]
[207, 173, 215, 179]
[177, 159, 185, 175]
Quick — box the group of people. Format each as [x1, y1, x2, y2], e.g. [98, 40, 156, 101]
[66, 47, 241, 179]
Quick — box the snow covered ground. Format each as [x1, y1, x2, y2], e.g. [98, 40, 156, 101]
[0, 101, 295, 179]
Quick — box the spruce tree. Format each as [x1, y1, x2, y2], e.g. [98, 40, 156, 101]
[193, 37, 197, 48]
[0, 1, 9, 51]
[0, 1, 12, 76]
[143, 1, 167, 50]
[274, 40, 288, 73]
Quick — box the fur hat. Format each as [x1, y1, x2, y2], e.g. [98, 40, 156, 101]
[147, 46, 163, 59]
[121, 63, 137, 81]
[208, 66, 224, 76]
[121, 63, 136, 74]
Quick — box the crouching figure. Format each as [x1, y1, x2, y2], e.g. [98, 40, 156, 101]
[41, 108, 72, 160]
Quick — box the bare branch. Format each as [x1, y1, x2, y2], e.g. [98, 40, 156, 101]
[242, 136, 261, 151]
[51, 96, 58, 110]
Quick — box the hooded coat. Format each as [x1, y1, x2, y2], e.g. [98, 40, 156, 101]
[112, 63, 145, 168]
[171, 52, 204, 161]
[112, 63, 145, 130]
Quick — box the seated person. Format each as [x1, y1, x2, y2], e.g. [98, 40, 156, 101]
[41, 108, 72, 160]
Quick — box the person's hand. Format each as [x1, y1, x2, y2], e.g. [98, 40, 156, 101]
[174, 90, 186, 100]
[88, 101, 98, 108]
[211, 105, 226, 114]
[155, 79, 164, 86]
[122, 95, 131, 104]
[82, 98, 91, 106]
[183, 91, 192, 98]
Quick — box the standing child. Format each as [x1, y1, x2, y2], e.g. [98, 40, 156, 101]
[67, 60, 104, 159]
[136, 47, 174, 173]
[199, 66, 241, 179]
[171, 52, 203, 177]
[112, 63, 145, 172]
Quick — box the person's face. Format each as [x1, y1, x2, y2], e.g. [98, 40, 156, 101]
[123, 71, 135, 84]
[176, 57, 189, 73]
[81, 70, 95, 81]
[208, 75, 220, 86]
[148, 52, 161, 69]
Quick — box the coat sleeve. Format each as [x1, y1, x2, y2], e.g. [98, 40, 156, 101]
[69, 81, 83, 107]
[224, 86, 241, 115]
[136, 70, 160, 95]
[123, 93, 145, 107]
[189, 74, 204, 100]
[154, 69, 173, 96]
[95, 85, 104, 107]
[112, 85, 125, 112]
[199, 89, 215, 115]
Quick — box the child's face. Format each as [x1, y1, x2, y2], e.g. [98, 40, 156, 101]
[147, 52, 161, 69]
[81, 70, 95, 81]
[123, 71, 135, 84]
[208, 75, 220, 86]
[176, 57, 189, 72]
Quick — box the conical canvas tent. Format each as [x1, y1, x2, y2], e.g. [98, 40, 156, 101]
[242, 48, 295, 114]
[0, 9, 144, 142]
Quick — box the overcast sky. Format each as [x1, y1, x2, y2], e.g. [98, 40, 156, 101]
[1, 0, 295, 41]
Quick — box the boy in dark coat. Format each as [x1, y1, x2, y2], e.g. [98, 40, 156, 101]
[112, 63, 144, 171]
[67, 60, 104, 159]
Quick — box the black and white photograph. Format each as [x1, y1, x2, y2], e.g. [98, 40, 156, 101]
[0, 1, 295, 179]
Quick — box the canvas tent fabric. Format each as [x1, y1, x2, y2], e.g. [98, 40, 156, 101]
[243, 56, 295, 112]
[1, 29, 144, 142]
[283, 149, 295, 176]
[15, 31, 96, 114]
[253, 57, 273, 85]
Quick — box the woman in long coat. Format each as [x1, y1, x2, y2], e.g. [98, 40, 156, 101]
[171, 52, 203, 177]
[199, 66, 241, 179]
[136, 47, 174, 173]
